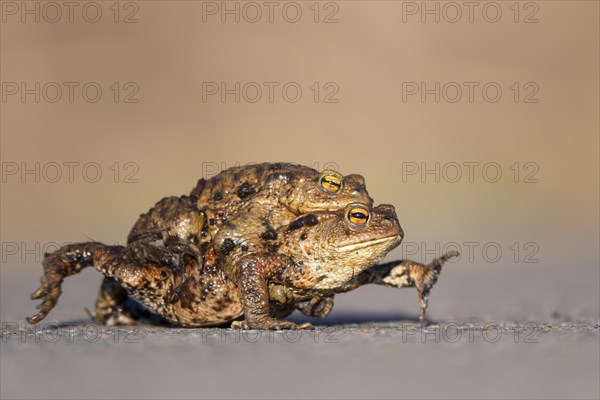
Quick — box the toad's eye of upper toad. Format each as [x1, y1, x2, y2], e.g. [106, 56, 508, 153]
[348, 207, 369, 226]
[319, 173, 343, 194]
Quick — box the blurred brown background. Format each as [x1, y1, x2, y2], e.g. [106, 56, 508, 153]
[1, 1, 598, 399]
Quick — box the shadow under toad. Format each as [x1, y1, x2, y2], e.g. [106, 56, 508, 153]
[289, 311, 428, 326]
[29, 312, 430, 331]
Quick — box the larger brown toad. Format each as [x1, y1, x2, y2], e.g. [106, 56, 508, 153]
[28, 164, 457, 329]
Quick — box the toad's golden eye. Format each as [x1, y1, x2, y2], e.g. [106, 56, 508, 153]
[348, 207, 369, 226]
[319, 173, 343, 194]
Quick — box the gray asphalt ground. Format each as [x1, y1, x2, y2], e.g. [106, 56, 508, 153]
[1, 262, 599, 399]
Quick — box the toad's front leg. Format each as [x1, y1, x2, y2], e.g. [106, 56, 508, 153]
[230, 253, 313, 330]
[356, 251, 459, 322]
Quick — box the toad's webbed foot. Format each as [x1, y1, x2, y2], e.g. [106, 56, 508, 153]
[413, 251, 459, 322]
[358, 250, 459, 322]
[28, 242, 108, 324]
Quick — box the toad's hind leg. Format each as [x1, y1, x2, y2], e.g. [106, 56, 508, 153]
[28, 242, 169, 325]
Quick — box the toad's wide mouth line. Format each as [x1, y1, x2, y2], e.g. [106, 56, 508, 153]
[336, 235, 401, 252]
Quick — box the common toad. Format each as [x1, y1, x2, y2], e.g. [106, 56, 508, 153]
[28, 163, 457, 329]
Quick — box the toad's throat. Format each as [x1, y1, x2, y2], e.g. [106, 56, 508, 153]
[336, 235, 401, 252]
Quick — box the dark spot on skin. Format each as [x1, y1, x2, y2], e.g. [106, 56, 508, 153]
[168, 286, 182, 304]
[288, 214, 319, 231]
[213, 192, 223, 201]
[237, 182, 256, 199]
[201, 211, 209, 237]
[300, 233, 308, 241]
[245, 287, 258, 299]
[212, 296, 229, 313]
[200, 288, 209, 301]
[267, 242, 281, 253]
[177, 282, 197, 311]
[209, 218, 216, 226]
[220, 238, 236, 255]
[222, 221, 236, 230]
[261, 228, 278, 241]
[212, 304, 224, 313]
[274, 269, 284, 281]
[316, 275, 326, 282]
[241, 244, 249, 252]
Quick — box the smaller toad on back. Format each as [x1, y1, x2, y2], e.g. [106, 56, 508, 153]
[192, 163, 373, 215]
[125, 163, 373, 275]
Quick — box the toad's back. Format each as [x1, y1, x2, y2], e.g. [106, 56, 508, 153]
[127, 162, 371, 256]
[125, 163, 321, 251]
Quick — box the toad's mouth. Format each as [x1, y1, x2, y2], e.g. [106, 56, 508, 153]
[336, 235, 401, 252]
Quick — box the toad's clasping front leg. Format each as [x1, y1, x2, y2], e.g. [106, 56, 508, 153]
[357, 251, 459, 322]
[233, 253, 314, 330]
